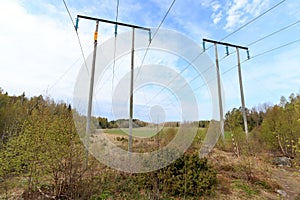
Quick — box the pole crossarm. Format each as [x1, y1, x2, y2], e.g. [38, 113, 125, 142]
[203, 38, 248, 50]
[77, 15, 151, 32]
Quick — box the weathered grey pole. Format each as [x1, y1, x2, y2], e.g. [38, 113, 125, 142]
[214, 43, 224, 139]
[85, 21, 99, 169]
[128, 28, 135, 152]
[236, 47, 249, 137]
[203, 38, 249, 139]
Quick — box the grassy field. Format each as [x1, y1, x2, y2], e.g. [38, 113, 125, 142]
[100, 127, 178, 138]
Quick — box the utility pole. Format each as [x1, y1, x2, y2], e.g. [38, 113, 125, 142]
[128, 28, 135, 152]
[76, 15, 151, 160]
[84, 20, 99, 169]
[214, 43, 224, 139]
[236, 47, 249, 136]
[203, 38, 250, 138]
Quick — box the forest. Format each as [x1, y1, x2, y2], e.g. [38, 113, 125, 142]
[0, 87, 299, 199]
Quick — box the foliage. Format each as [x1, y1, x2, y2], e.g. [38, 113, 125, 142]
[225, 106, 265, 133]
[261, 94, 300, 158]
[136, 153, 217, 198]
[0, 92, 88, 199]
[159, 154, 217, 196]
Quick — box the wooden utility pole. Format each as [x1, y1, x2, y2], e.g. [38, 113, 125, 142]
[203, 38, 250, 138]
[236, 47, 249, 136]
[128, 28, 135, 152]
[85, 21, 99, 169]
[76, 15, 151, 161]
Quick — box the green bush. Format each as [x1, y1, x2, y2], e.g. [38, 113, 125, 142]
[159, 154, 217, 197]
[136, 153, 217, 198]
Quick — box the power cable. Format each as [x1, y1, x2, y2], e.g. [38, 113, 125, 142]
[221, 0, 286, 41]
[134, 0, 176, 82]
[250, 38, 300, 59]
[156, 37, 300, 108]
[109, 0, 120, 121]
[247, 19, 300, 46]
[137, 0, 287, 108]
[62, 0, 90, 74]
[216, 18, 300, 65]
[112, 0, 120, 98]
[192, 37, 300, 92]
[47, 56, 81, 92]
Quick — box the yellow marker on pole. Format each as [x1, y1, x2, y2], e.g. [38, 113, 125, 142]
[94, 31, 98, 41]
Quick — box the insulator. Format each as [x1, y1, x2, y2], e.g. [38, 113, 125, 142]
[226, 46, 229, 56]
[148, 30, 152, 44]
[114, 24, 118, 37]
[75, 17, 79, 31]
[247, 50, 250, 59]
[203, 41, 206, 51]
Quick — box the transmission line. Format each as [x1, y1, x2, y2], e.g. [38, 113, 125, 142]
[194, 37, 300, 92]
[135, 0, 176, 82]
[112, 0, 120, 105]
[218, 18, 300, 64]
[154, 36, 300, 111]
[138, 0, 288, 108]
[62, 0, 89, 74]
[247, 19, 300, 46]
[221, 0, 286, 41]
[250, 38, 300, 59]
[48, 56, 81, 92]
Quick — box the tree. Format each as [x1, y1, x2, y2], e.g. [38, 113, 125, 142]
[261, 94, 300, 158]
[0, 96, 87, 199]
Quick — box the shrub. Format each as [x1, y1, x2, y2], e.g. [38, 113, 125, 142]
[136, 153, 217, 198]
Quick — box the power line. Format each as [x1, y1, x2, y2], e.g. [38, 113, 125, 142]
[112, 0, 120, 103]
[62, 0, 89, 74]
[219, 18, 300, 60]
[47, 55, 81, 92]
[155, 37, 300, 110]
[135, 0, 176, 82]
[139, 0, 287, 106]
[247, 19, 300, 46]
[201, 0, 287, 54]
[194, 37, 300, 92]
[221, 0, 286, 41]
[152, 0, 176, 40]
[250, 38, 300, 59]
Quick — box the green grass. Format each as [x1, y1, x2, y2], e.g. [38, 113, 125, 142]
[100, 127, 207, 141]
[232, 180, 259, 196]
[101, 127, 171, 138]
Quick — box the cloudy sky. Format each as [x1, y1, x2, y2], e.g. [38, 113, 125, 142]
[0, 0, 300, 121]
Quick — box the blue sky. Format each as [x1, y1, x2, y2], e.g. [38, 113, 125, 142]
[0, 0, 300, 121]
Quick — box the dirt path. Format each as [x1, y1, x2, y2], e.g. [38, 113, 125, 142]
[271, 167, 300, 199]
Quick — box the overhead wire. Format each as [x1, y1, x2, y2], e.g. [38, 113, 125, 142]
[47, 56, 81, 92]
[213, 17, 300, 72]
[137, 0, 288, 109]
[112, 0, 120, 98]
[47, 0, 92, 94]
[62, 0, 90, 75]
[192, 37, 300, 92]
[247, 19, 300, 46]
[221, 0, 286, 41]
[107, 0, 120, 121]
[134, 0, 176, 82]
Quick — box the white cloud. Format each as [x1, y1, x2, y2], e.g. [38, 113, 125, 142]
[212, 11, 223, 24]
[224, 0, 249, 30]
[203, 0, 270, 31]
